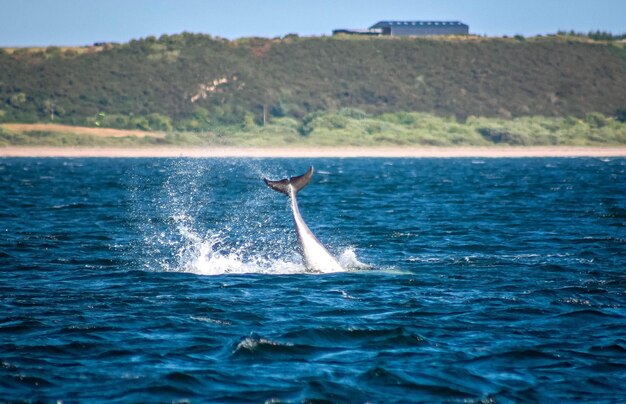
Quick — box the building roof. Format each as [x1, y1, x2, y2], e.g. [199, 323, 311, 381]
[370, 21, 468, 28]
[334, 28, 383, 34]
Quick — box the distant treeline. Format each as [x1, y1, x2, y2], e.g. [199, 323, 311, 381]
[556, 30, 626, 41]
[1, 33, 626, 132]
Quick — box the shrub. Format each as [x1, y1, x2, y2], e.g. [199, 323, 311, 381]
[338, 108, 368, 119]
[299, 111, 325, 136]
[45, 46, 61, 57]
[243, 113, 256, 130]
[478, 127, 530, 145]
[328, 115, 349, 129]
[585, 112, 609, 128]
[110, 114, 130, 128]
[380, 112, 419, 126]
[9, 92, 27, 107]
[270, 103, 286, 118]
[129, 116, 151, 130]
[146, 113, 173, 131]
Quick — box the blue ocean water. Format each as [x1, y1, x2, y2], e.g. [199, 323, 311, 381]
[1, 157, 625, 402]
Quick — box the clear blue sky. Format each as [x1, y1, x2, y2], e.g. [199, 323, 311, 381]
[1, 0, 624, 47]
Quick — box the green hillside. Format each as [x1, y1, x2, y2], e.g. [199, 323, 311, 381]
[1, 33, 626, 135]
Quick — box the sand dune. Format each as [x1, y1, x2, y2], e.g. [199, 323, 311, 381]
[1, 123, 165, 139]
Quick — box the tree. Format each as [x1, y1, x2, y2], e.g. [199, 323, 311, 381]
[243, 112, 256, 130]
[43, 99, 56, 121]
[9, 92, 27, 107]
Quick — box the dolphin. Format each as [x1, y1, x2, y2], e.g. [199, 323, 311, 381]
[264, 167, 344, 273]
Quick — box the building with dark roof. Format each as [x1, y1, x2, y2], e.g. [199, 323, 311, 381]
[333, 21, 469, 37]
[331, 28, 384, 36]
[370, 21, 469, 36]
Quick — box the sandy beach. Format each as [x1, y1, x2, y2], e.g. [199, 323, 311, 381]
[1, 146, 626, 158]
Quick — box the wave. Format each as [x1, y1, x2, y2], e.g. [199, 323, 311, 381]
[231, 333, 317, 358]
[358, 367, 471, 398]
[556, 309, 622, 319]
[280, 326, 425, 348]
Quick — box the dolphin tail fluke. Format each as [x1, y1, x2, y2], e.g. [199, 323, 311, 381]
[264, 166, 314, 196]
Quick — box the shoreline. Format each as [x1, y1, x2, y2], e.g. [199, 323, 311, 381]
[1, 146, 626, 158]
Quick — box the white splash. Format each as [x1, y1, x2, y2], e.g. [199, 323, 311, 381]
[167, 219, 300, 275]
[338, 247, 371, 270]
[168, 221, 366, 276]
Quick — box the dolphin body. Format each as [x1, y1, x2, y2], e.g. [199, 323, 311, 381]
[264, 167, 343, 273]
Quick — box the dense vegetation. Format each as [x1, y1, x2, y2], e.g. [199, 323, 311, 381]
[1, 33, 625, 145]
[2, 110, 624, 147]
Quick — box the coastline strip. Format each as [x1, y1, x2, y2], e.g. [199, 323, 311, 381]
[1, 146, 626, 158]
